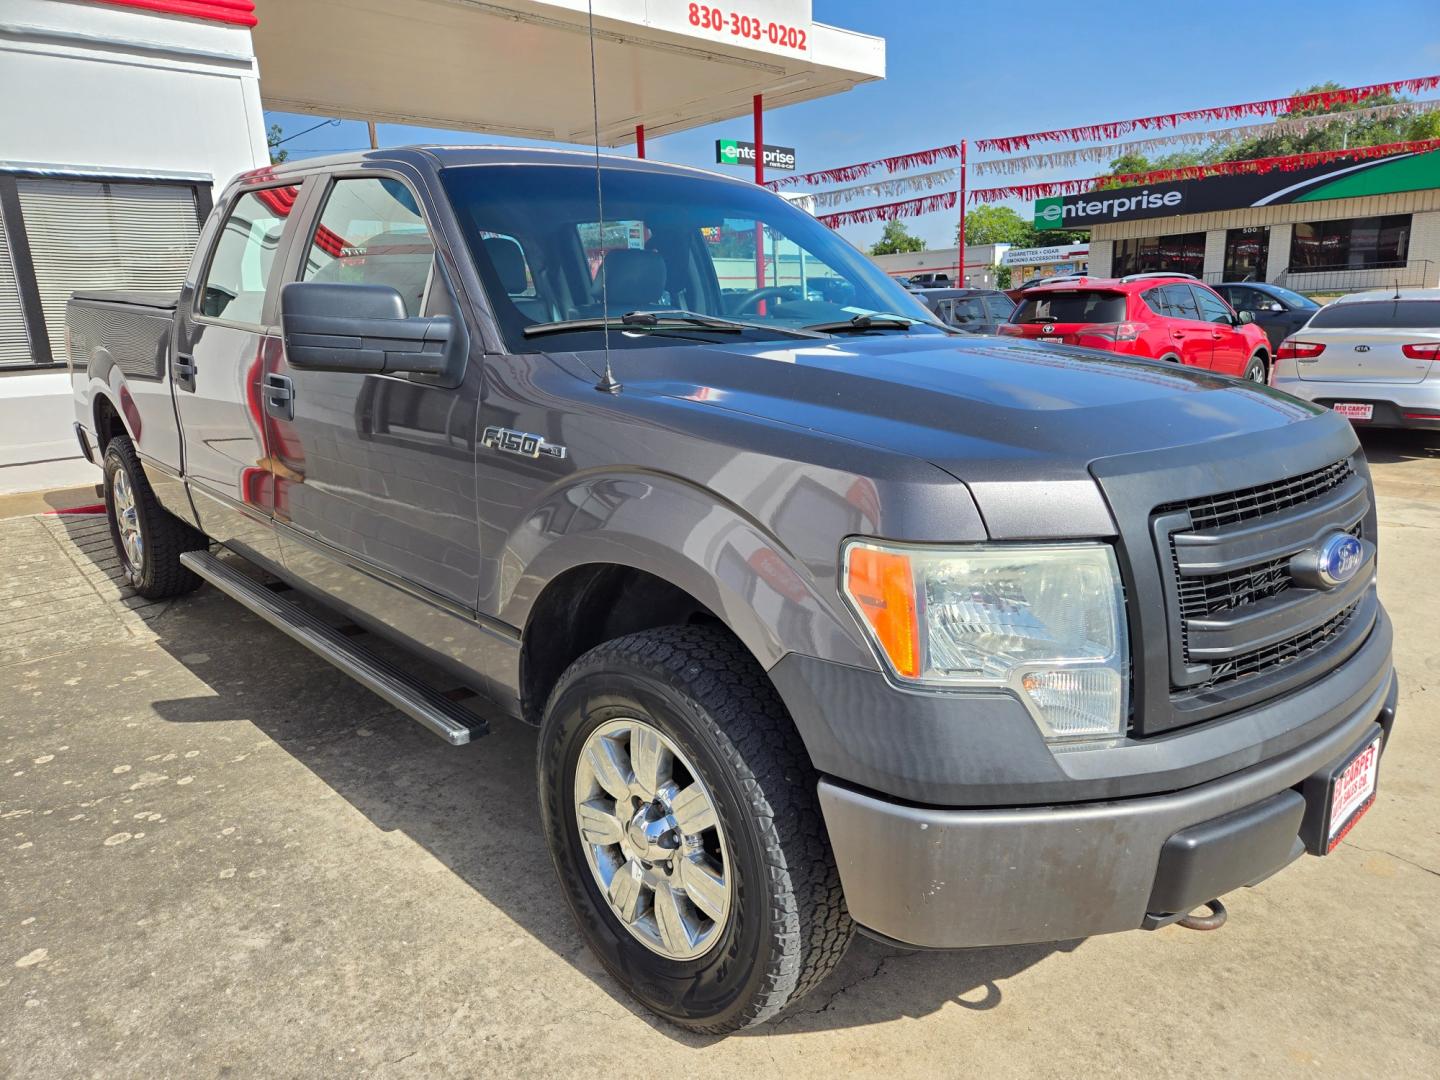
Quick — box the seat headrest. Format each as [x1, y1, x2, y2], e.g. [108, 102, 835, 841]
[600, 249, 666, 308]
[482, 236, 529, 294]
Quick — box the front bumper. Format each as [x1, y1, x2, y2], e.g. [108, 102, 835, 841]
[818, 668, 1396, 949]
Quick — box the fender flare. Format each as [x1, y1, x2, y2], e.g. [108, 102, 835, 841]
[497, 469, 875, 672]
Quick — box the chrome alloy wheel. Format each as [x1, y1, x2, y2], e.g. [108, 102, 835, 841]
[573, 718, 732, 960]
[111, 466, 144, 574]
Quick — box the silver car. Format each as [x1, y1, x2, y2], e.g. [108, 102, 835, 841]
[1272, 288, 1440, 428]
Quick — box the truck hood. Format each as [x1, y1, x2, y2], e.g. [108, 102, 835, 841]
[626, 334, 1328, 485]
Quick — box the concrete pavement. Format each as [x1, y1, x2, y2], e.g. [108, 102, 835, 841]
[2, 431, 1438, 1078]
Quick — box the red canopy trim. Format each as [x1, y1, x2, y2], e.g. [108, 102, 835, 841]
[92, 1, 258, 27]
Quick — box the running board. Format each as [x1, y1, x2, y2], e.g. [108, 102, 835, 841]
[180, 550, 488, 746]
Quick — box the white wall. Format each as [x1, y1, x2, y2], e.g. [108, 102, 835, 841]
[0, 0, 268, 194]
[0, 0, 268, 493]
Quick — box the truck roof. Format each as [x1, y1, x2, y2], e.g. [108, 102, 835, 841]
[238, 144, 751, 187]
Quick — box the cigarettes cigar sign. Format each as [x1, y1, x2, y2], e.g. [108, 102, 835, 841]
[716, 139, 797, 172]
[1034, 147, 1440, 229]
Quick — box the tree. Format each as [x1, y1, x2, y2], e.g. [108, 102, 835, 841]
[869, 219, 925, 255]
[267, 123, 288, 164]
[1096, 149, 1207, 188]
[1217, 82, 1440, 161]
[959, 204, 1087, 249]
[962, 204, 1033, 246]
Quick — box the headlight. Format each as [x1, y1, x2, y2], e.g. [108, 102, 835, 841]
[840, 540, 1129, 742]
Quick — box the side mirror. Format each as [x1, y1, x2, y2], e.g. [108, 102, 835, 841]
[280, 282, 459, 379]
[1236, 310, 1255, 325]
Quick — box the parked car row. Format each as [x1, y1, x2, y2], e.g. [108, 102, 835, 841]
[985, 270, 1439, 432]
[997, 272, 1272, 381]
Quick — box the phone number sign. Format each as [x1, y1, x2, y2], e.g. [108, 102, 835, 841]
[647, 1, 813, 58]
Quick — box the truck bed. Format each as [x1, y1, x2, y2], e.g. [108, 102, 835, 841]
[67, 291, 178, 379]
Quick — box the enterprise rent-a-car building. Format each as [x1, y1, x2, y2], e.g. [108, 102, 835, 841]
[1041, 147, 1440, 292]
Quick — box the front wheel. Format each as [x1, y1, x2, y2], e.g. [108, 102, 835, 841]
[1243, 354, 1268, 383]
[538, 625, 853, 1033]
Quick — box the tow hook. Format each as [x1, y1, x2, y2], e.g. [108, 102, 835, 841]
[1177, 898, 1228, 931]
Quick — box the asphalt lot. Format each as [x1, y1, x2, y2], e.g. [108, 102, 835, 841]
[2, 430, 1438, 1079]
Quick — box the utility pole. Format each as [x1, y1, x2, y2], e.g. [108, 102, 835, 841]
[957, 138, 967, 284]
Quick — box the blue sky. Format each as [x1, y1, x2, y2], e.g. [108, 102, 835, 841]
[266, 0, 1440, 249]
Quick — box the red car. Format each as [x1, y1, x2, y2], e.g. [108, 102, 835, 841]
[997, 273, 1272, 381]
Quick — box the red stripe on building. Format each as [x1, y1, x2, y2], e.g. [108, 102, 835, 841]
[92, 1, 258, 28]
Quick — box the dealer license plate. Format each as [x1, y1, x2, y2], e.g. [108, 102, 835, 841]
[1326, 735, 1381, 852]
[1332, 402, 1374, 421]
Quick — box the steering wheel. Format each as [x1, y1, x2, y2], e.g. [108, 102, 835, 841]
[731, 287, 791, 315]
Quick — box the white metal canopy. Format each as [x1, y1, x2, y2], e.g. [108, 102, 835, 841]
[251, 0, 885, 146]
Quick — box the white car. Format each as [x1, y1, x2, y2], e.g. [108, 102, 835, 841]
[1271, 288, 1440, 429]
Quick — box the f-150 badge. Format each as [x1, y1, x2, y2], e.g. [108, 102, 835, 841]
[482, 426, 567, 460]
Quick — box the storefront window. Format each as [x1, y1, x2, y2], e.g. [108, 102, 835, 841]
[1288, 215, 1410, 271]
[1112, 232, 1205, 279]
[1223, 227, 1270, 281]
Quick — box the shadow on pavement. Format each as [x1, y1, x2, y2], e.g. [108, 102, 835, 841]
[1356, 428, 1440, 464]
[50, 513, 1069, 1042]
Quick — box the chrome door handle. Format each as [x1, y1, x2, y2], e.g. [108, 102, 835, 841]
[263, 373, 294, 421]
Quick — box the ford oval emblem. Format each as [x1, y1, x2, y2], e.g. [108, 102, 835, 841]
[1317, 532, 1364, 588]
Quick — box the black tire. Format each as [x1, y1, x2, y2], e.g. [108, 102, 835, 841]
[1243, 353, 1268, 383]
[102, 435, 208, 599]
[1159, 353, 1182, 364]
[539, 625, 853, 1033]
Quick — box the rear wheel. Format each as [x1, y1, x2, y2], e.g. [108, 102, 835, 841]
[1159, 353, 1182, 364]
[539, 625, 853, 1032]
[102, 436, 208, 599]
[1243, 353, 1268, 383]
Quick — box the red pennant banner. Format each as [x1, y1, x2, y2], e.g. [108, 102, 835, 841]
[816, 189, 959, 228]
[766, 144, 961, 191]
[967, 137, 1440, 203]
[973, 75, 1440, 153]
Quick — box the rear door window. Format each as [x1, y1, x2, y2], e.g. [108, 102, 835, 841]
[984, 294, 1015, 322]
[1011, 290, 1127, 324]
[1141, 287, 1171, 316]
[945, 296, 988, 326]
[1159, 284, 1201, 321]
[302, 177, 435, 317]
[1307, 300, 1440, 329]
[199, 186, 298, 324]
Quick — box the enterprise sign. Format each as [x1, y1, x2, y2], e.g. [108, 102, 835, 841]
[1034, 146, 1440, 229]
[1035, 190, 1181, 230]
[716, 139, 797, 171]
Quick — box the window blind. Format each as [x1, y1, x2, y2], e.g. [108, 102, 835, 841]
[16, 179, 199, 365]
[0, 206, 32, 368]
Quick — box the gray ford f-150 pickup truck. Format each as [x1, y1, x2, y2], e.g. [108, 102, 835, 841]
[68, 147, 1395, 1033]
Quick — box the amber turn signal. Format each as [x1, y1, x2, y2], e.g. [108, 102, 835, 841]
[843, 544, 920, 678]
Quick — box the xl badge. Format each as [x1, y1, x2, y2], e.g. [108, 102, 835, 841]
[482, 426, 566, 460]
[1290, 531, 1365, 590]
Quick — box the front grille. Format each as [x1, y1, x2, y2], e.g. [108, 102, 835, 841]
[1198, 600, 1362, 691]
[1176, 521, 1363, 622]
[1155, 454, 1372, 707]
[1158, 458, 1354, 532]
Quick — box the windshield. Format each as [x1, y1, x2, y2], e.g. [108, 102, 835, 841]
[439, 164, 939, 352]
[1308, 299, 1440, 329]
[1265, 285, 1318, 310]
[1011, 291, 1128, 325]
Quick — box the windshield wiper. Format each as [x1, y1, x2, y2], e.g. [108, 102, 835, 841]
[802, 313, 943, 334]
[522, 310, 825, 340]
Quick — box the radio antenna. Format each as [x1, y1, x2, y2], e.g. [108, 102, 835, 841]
[586, 0, 621, 394]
